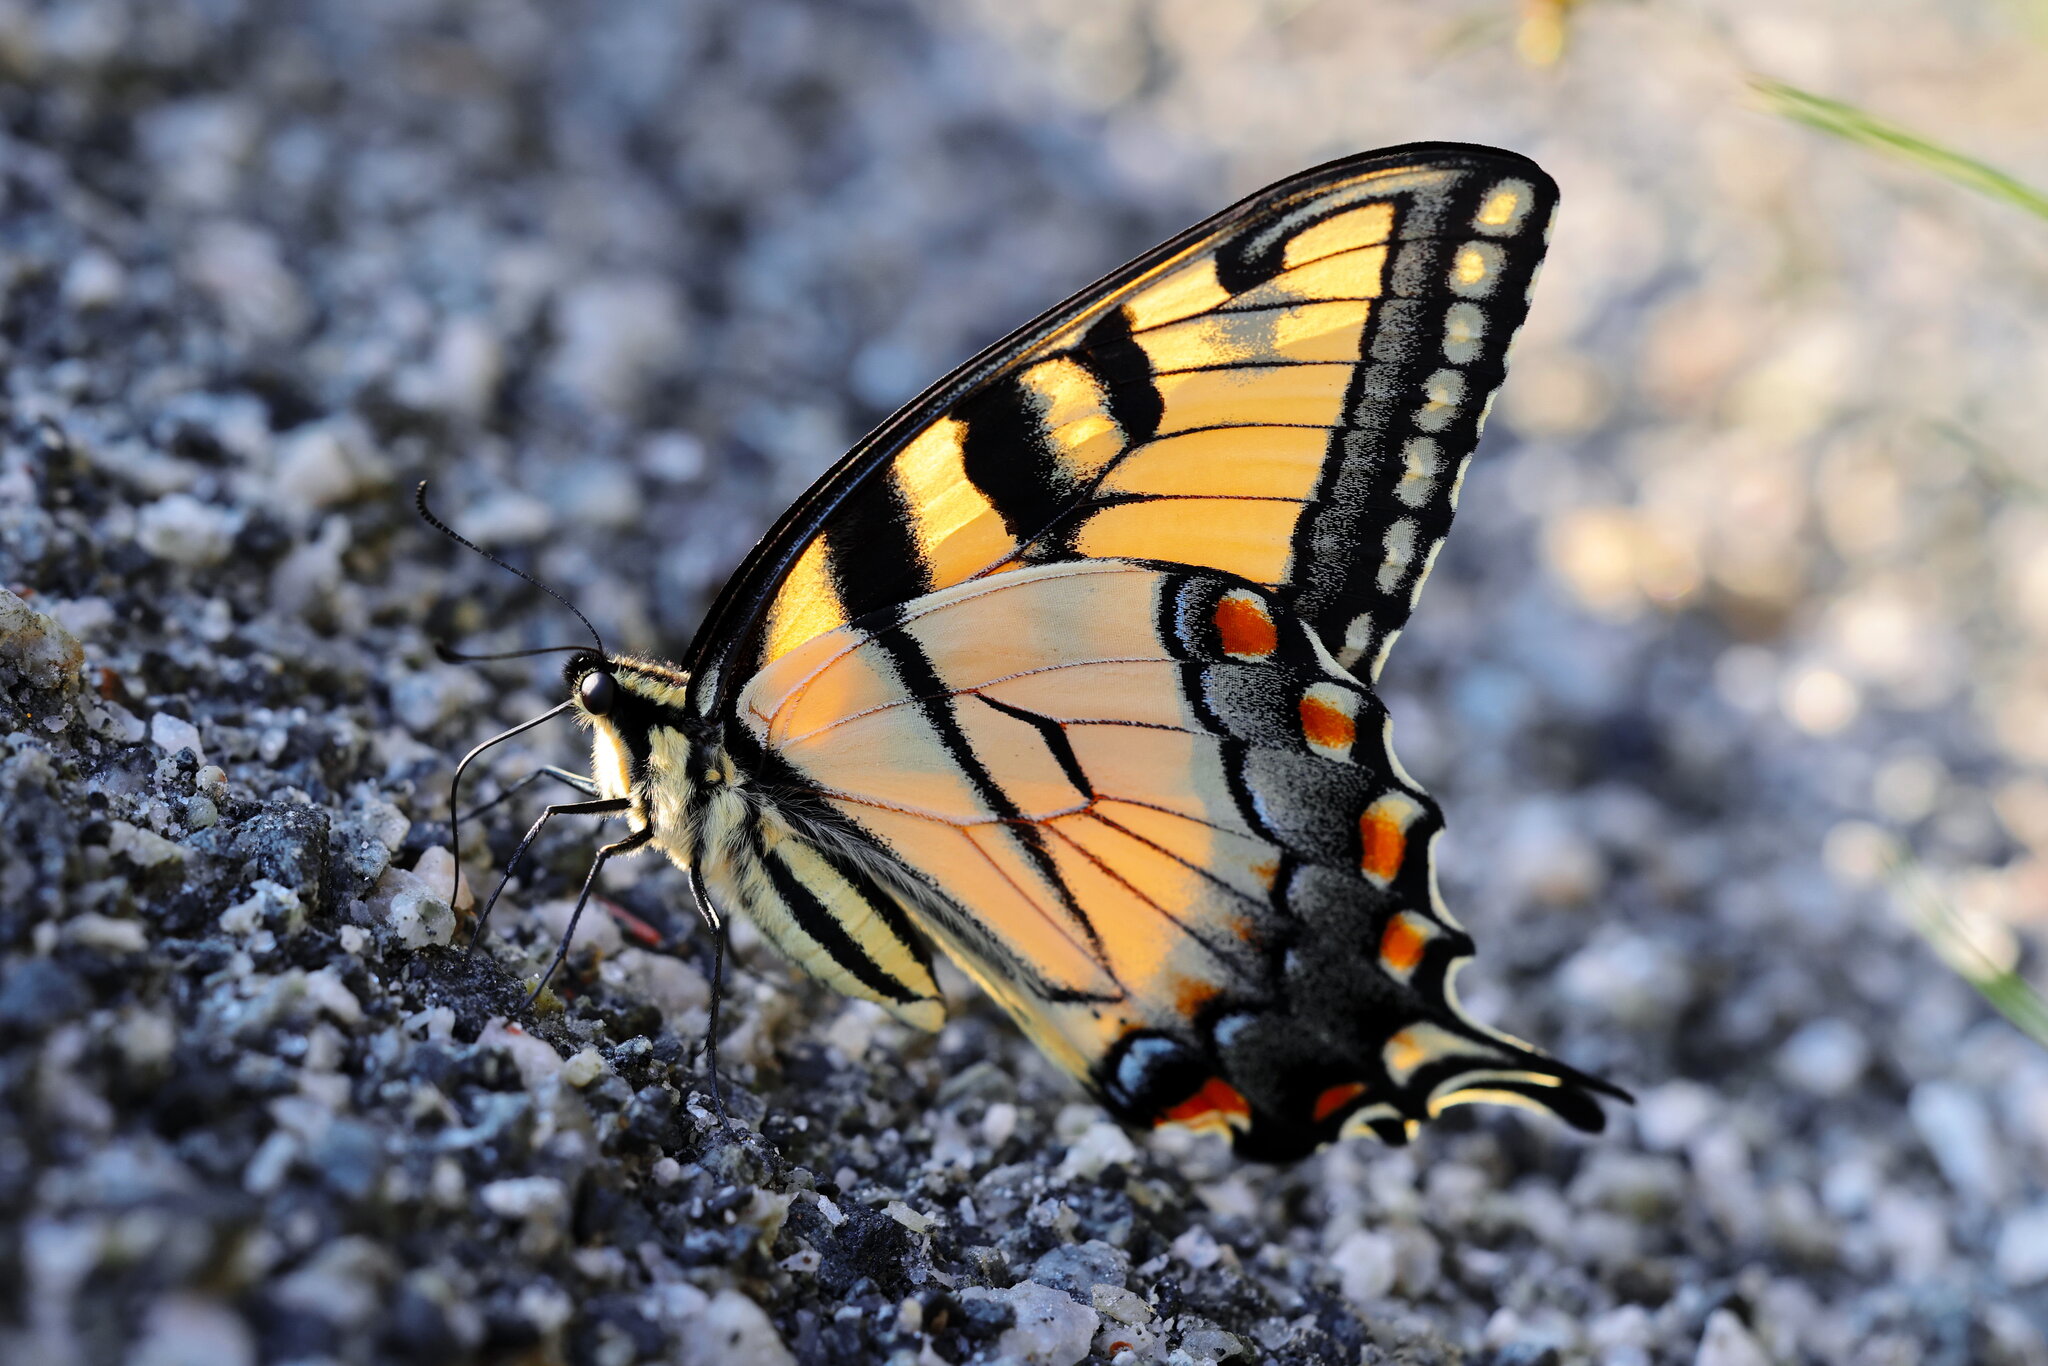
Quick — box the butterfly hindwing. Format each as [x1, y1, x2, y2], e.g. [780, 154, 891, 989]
[732, 560, 1621, 1158]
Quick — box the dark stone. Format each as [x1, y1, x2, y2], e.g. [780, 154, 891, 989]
[310, 1119, 384, 1200]
[958, 1292, 1015, 1337]
[228, 804, 332, 914]
[381, 1285, 460, 1365]
[816, 1204, 924, 1299]
[570, 1296, 667, 1366]
[0, 958, 90, 1034]
[1490, 1346, 1560, 1366]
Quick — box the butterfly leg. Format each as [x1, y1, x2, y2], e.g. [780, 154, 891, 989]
[527, 825, 654, 1005]
[687, 872, 732, 1124]
[458, 765, 600, 824]
[470, 796, 630, 952]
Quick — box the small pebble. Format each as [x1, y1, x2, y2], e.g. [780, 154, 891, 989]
[149, 713, 206, 765]
[562, 1047, 607, 1087]
[1996, 1202, 2048, 1286]
[1775, 1018, 1870, 1097]
[61, 249, 127, 310]
[136, 494, 242, 569]
[960, 1282, 1097, 1366]
[1330, 1228, 1397, 1304]
[1694, 1309, 1770, 1366]
[1910, 1080, 2009, 1203]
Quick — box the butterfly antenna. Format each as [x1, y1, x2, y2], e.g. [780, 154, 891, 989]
[434, 642, 594, 664]
[415, 481, 604, 655]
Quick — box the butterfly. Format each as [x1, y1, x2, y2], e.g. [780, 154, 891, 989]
[432, 143, 1627, 1162]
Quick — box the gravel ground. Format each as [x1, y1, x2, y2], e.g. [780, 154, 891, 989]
[4, 2, 2048, 1363]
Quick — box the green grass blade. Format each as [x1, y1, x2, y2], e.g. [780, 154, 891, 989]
[1751, 75, 2048, 223]
[1889, 850, 2048, 1049]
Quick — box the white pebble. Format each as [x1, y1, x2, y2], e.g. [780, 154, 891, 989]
[350, 799, 412, 858]
[150, 712, 205, 764]
[676, 1289, 796, 1366]
[562, 1047, 608, 1088]
[401, 843, 466, 909]
[1910, 1079, 2010, 1202]
[126, 1293, 255, 1366]
[269, 514, 350, 620]
[183, 219, 309, 341]
[959, 1283, 1096, 1366]
[1775, 1018, 1870, 1097]
[603, 948, 707, 1019]
[107, 820, 185, 869]
[372, 876, 460, 950]
[272, 419, 391, 512]
[0, 587, 86, 694]
[549, 274, 688, 413]
[449, 489, 554, 547]
[300, 967, 364, 1026]
[1330, 1228, 1397, 1303]
[882, 1201, 932, 1234]
[1695, 1308, 1770, 1366]
[63, 913, 148, 954]
[980, 1101, 1019, 1149]
[480, 1175, 568, 1219]
[400, 314, 503, 420]
[270, 1237, 392, 1325]
[136, 493, 241, 568]
[1170, 1225, 1222, 1271]
[1634, 1080, 1719, 1152]
[1090, 1284, 1152, 1327]
[220, 880, 304, 938]
[1996, 1202, 2048, 1286]
[522, 895, 623, 958]
[60, 249, 127, 310]
[1056, 1121, 1139, 1182]
[46, 595, 115, 641]
[388, 666, 489, 736]
[1557, 931, 1693, 1027]
[640, 430, 706, 483]
[479, 1021, 563, 1090]
[87, 699, 148, 744]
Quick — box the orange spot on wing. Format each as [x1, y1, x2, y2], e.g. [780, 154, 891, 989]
[1214, 593, 1277, 659]
[1160, 1077, 1252, 1127]
[1300, 694, 1356, 750]
[1379, 913, 1428, 973]
[1312, 1082, 1368, 1123]
[1360, 809, 1406, 881]
[1173, 977, 1220, 1018]
[1384, 1028, 1427, 1075]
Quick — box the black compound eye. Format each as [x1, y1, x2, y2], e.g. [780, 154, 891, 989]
[579, 669, 616, 716]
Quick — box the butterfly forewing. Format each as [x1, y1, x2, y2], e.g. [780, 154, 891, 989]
[698, 146, 1556, 697]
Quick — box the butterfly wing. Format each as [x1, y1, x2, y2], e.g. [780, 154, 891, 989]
[732, 560, 1623, 1159]
[678, 144, 1623, 1155]
[687, 144, 1557, 702]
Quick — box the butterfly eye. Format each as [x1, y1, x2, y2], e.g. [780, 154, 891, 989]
[579, 669, 617, 716]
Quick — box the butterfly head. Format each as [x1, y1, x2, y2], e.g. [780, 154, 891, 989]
[566, 650, 618, 718]
[563, 649, 704, 804]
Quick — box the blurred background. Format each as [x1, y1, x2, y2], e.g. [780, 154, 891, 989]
[5, 1, 2048, 1363]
